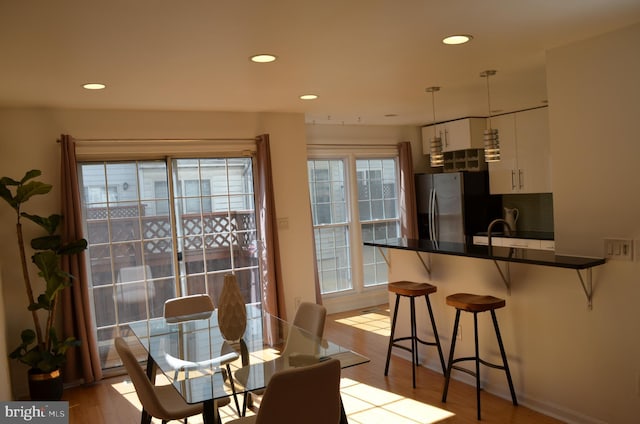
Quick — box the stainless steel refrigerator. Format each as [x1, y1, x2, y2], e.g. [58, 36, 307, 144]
[415, 171, 501, 243]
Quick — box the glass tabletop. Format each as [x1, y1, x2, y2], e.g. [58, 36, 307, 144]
[128, 303, 369, 405]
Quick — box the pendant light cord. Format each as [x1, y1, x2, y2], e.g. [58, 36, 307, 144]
[485, 72, 493, 129]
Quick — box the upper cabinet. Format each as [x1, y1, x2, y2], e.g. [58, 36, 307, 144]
[488, 107, 552, 194]
[421, 117, 486, 154]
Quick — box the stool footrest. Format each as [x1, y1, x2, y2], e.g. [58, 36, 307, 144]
[451, 356, 508, 372]
[451, 365, 478, 378]
[391, 336, 440, 348]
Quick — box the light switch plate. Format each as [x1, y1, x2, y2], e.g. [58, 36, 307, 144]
[604, 238, 633, 261]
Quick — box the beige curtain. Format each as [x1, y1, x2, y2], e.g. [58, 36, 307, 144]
[59, 134, 103, 384]
[398, 141, 418, 239]
[309, 203, 322, 305]
[255, 135, 286, 320]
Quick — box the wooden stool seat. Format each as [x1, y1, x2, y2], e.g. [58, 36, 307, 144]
[442, 292, 517, 420]
[384, 281, 445, 388]
[446, 293, 505, 312]
[388, 281, 437, 297]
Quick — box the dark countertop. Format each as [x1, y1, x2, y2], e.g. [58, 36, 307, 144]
[364, 238, 605, 270]
[474, 231, 554, 240]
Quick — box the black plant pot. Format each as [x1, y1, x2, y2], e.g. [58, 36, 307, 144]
[28, 368, 63, 400]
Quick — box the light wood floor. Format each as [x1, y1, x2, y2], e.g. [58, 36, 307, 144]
[63, 305, 565, 423]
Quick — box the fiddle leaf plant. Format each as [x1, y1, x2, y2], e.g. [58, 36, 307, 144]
[0, 169, 87, 372]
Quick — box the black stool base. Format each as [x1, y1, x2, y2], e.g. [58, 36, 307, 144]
[384, 293, 446, 388]
[442, 309, 517, 420]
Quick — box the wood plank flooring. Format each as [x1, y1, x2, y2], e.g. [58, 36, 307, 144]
[63, 305, 565, 423]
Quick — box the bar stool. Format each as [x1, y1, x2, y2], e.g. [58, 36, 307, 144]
[441, 293, 518, 420]
[384, 281, 446, 388]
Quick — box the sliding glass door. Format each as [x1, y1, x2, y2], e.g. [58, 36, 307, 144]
[79, 157, 258, 369]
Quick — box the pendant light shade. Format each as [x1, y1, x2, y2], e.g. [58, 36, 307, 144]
[426, 86, 444, 167]
[481, 70, 500, 162]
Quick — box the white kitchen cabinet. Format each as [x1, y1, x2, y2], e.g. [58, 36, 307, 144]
[488, 107, 552, 194]
[422, 117, 486, 154]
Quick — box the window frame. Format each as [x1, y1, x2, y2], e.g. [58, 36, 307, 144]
[75, 139, 260, 371]
[308, 147, 401, 311]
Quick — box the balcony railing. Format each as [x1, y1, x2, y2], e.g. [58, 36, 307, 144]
[85, 207, 257, 276]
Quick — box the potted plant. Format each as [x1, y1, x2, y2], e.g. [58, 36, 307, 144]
[0, 169, 87, 400]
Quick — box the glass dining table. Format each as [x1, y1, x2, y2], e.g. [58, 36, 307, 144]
[128, 303, 369, 424]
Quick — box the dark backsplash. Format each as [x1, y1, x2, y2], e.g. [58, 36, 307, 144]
[499, 193, 554, 233]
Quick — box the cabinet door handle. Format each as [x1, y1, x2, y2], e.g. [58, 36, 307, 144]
[519, 169, 524, 189]
[511, 170, 516, 190]
[444, 129, 449, 147]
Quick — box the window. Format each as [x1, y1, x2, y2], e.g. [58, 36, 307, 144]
[79, 158, 258, 370]
[356, 159, 400, 287]
[308, 154, 400, 300]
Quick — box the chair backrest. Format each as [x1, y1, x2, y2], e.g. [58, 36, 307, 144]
[164, 294, 215, 323]
[114, 337, 168, 419]
[117, 265, 155, 303]
[280, 302, 327, 359]
[292, 302, 326, 338]
[255, 358, 341, 424]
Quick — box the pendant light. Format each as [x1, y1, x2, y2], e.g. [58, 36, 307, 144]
[481, 70, 500, 162]
[426, 86, 444, 167]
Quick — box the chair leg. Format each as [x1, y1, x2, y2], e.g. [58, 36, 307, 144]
[441, 309, 461, 403]
[225, 363, 241, 415]
[473, 312, 481, 420]
[141, 410, 152, 424]
[384, 294, 401, 376]
[491, 310, 518, 406]
[425, 295, 446, 374]
[409, 296, 418, 388]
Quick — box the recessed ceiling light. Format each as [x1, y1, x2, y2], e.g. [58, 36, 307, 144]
[300, 94, 318, 100]
[83, 83, 106, 90]
[442, 35, 473, 45]
[250, 54, 277, 63]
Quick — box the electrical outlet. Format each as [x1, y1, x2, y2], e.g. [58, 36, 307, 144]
[456, 325, 462, 341]
[604, 238, 634, 261]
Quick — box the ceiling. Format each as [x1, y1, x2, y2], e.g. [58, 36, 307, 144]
[1, 1, 640, 126]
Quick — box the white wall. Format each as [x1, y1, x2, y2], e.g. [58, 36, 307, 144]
[0, 108, 317, 397]
[387, 23, 640, 424]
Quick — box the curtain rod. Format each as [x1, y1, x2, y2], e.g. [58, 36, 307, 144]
[67, 137, 255, 144]
[307, 143, 399, 147]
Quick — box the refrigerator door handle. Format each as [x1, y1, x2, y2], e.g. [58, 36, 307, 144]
[432, 189, 439, 241]
[429, 188, 439, 242]
[428, 188, 435, 240]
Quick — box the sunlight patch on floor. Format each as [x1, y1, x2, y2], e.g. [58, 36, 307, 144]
[340, 378, 454, 424]
[335, 308, 391, 337]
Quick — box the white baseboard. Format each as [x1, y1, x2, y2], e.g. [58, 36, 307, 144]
[322, 289, 388, 315]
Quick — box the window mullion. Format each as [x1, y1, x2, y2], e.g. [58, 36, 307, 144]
[347, 154, 365, 293]
[166, 157, 184, 297]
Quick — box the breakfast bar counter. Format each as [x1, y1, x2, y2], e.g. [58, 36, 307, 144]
[364, 238, 605, 270]
[365, 238, 606, 308]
